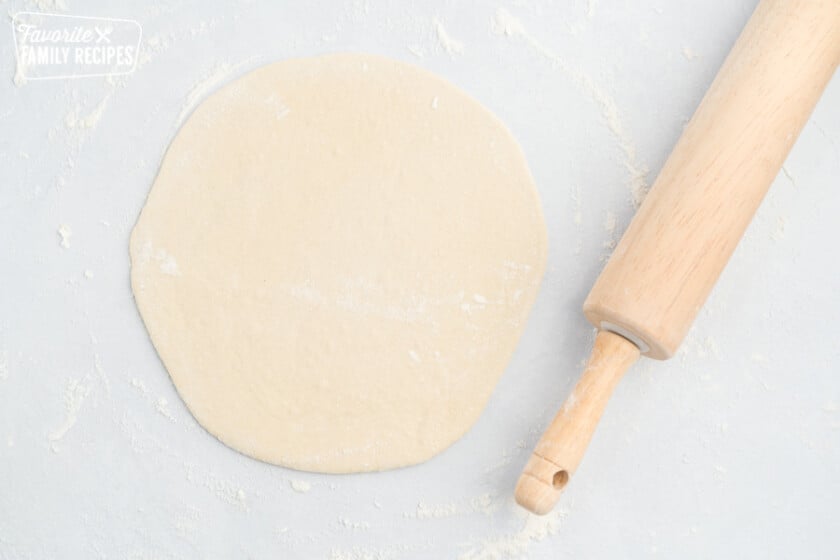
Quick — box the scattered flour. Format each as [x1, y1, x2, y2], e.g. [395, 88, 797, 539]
[604, 211, 617, 234]
[329, 543, 416, 560]
[173, 504, 202, 540]
[27, 0, 68, 11]
[410, 502, 458, 519]
[84, 269, 94, 279]
[484, 440, 529, 474]
[93, 352, 110, 395]
[571, 186, 583, 226]
[404, 493, 498, 520]
[338, 516, 371, 531]
[0, 350, 7, 380]
[183, 464, 250, 511]
[138, 241, 181, 276]
[407, 44, 425, 58]
[770, 216, 786, 241]
[458, 507, 570, 560]
[679, 333, 722, 364]
[434, 18, 464, 57]
[492, 8, 649, 207]
[13, 64, 28, 87]
[681, 47, 699, 60]
[46, 71, 119, 185]
[130, 378, 148, 393]
[279, 280, 431, 324]
[263, 92, 291, 120]
[137, 32, 173, 68]
[49, 376, 91, 445]
[780, 166, 797, 188]
[157, 251, 180, 276]
[155, 397, 177, 422]
[751, 353, 769, 363]
[57, 224, 72, 249]
[65, 95, 111, 130]
[58, 78, 126, 168]
[560, 392, 578, 416]
[290, 480, 312, 493]
[603, 210, 618, 248]
[176, 61, 253, 126]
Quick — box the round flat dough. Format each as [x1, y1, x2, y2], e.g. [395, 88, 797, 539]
[130, 53, 547, 473]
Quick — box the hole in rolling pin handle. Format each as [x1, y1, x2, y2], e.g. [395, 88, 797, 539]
[552, 470, 569, 489]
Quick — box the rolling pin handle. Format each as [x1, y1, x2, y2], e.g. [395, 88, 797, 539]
[515, 330, 640, 514]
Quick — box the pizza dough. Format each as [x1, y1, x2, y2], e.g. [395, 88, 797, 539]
[130, 53, 547, 473]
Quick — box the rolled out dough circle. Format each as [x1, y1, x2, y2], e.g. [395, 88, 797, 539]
[130, 53, 547, 473]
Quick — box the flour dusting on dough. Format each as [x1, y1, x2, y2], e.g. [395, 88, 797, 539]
[279, 280, 432, 324]
[263, 93, 291, 120]
[157, 251, 180, 276]
[138, 241, 181, 276]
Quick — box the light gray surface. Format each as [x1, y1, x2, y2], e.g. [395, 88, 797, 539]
[1, 1, 839, 558]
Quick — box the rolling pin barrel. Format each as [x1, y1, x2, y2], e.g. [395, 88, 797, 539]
[517, 0, 840, 515]
[584, 0, 840, 360]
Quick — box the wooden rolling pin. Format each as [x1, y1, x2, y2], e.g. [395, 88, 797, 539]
[516, 0, 840, 515]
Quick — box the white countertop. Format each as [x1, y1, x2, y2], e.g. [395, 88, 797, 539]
[1, 0, 838, 558]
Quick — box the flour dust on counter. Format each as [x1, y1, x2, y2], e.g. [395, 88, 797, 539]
[491, 7, 650, 208]
[289, 479, 312, 494]
[130, 53, 548, 473]
[56, 224, 72, 249]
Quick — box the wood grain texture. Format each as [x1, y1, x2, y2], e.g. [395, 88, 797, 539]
[518, 0, 840, 514]
[515, 331, 639, 515]
[585, 0, 840, 359]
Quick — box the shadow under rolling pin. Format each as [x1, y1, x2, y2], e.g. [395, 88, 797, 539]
[515, 0, 840, 515]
